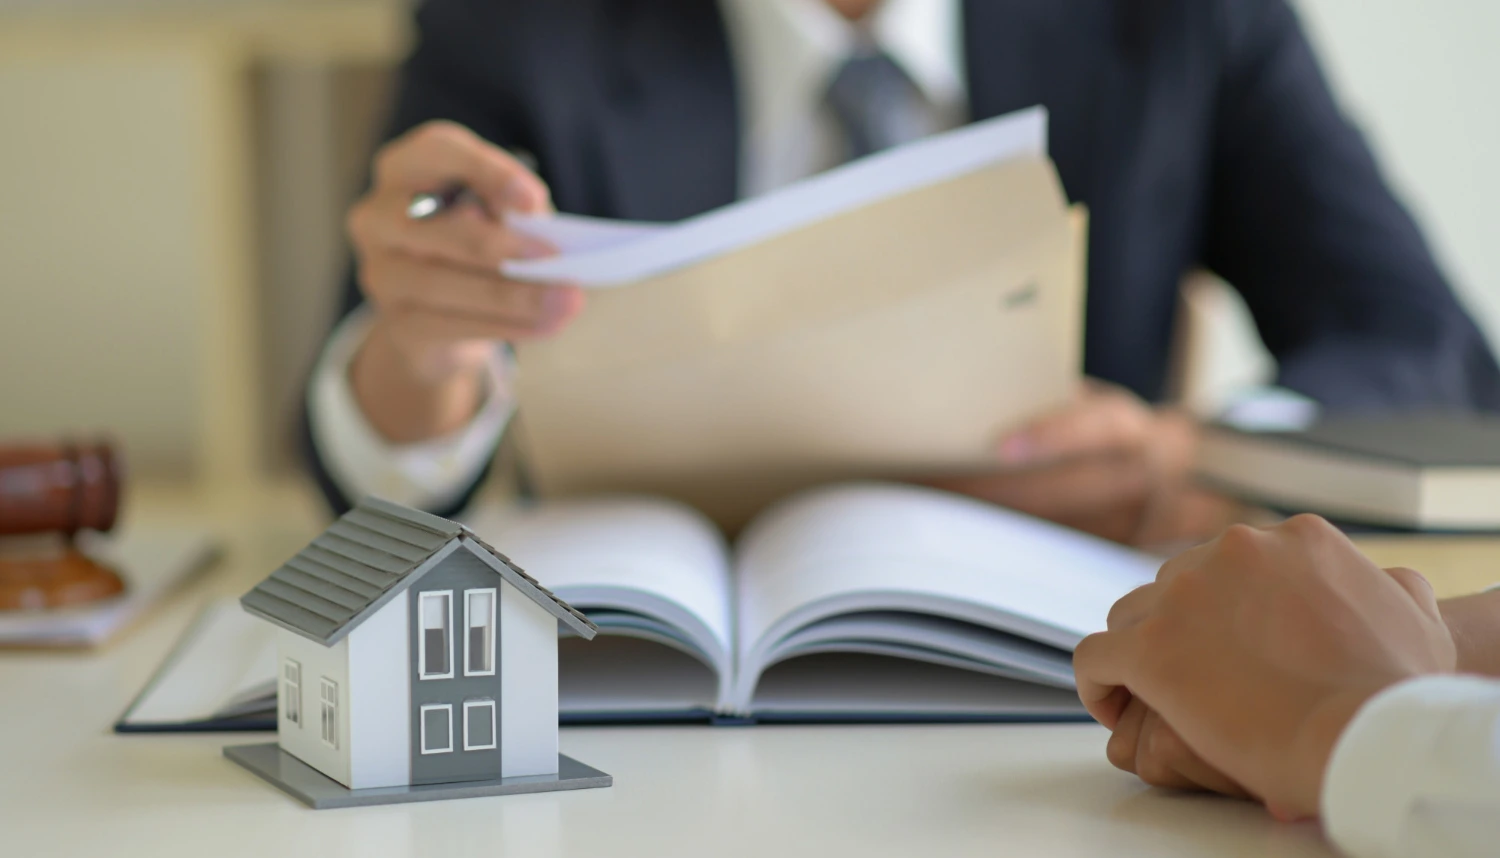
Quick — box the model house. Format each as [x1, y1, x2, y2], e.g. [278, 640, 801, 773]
[237, 497, 598, 791]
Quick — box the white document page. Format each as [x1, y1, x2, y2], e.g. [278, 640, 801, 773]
[506, 212, 663, 256]
[503, 106, 1047, 286]
[730, 483, 1160, 703]
[465, 497, 736, 681]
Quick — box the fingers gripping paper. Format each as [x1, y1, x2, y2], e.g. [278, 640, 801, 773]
[511, 132, 1085, 529]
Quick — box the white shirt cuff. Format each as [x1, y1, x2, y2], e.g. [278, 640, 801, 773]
[1322, 675, 1500, 858]
[307, 307, 513, 511]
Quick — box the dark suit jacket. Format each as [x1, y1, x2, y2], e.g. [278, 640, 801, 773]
[306, 0, 1500, 516]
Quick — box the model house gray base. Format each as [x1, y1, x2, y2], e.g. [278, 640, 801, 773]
[225, 743, 611, 809]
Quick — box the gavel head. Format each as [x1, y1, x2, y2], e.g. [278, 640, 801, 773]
[0, 442, 122, 538]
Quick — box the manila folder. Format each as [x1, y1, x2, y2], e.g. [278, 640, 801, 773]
[513, 157, 1086, 529]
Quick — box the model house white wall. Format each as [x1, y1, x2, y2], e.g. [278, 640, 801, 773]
[276, 627, 351, 786]
[499, 584, 559, 778]
[276, 579, 565, 787]
[346, 590, 411, 790]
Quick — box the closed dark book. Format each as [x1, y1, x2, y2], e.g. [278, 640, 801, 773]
[1196, 415, 1500, 531]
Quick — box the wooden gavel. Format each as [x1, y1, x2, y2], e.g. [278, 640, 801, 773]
[0, 442, 126, 610]
[0, 443, 121, 537]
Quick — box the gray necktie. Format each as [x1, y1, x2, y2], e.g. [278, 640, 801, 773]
[825, 48, 939, 160]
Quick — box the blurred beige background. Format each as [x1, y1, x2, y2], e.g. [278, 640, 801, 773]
[0, 0, 404, 488]
[0, 0, 1495, 492]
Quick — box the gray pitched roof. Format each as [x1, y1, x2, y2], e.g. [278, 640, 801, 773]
[241, 496, 597, 646]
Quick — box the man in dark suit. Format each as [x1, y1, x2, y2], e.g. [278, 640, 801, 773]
[304, 0, 1500, 544]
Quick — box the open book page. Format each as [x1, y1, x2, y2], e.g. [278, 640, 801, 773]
[729, 483, 1159, 711]
[502, 107, 1046, 287]
[765, 612, 1078, 688]
[121, 600, 277, 728]
[558, 636, 720, 719]
[750, 653, 1085, 720]
[464, 497, 736, 699]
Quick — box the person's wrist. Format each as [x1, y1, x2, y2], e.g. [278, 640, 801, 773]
[1276, 683, 1391, 820]
[365, 317, 495, 387]
[350, 319, 491, 443]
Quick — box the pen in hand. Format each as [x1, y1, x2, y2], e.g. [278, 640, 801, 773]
[407, 150, 538, 220]
[406, 186, 486, 220]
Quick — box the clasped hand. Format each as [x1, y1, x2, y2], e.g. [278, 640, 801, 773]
[1075, 516, 1457, 820]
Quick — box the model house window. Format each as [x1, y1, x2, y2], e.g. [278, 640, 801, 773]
[464, 589, 496, 676]
[420, 703, 453, 755]
[282, 659, 302, 726]
[319, 678, 339, 749]
[418, 590, 453, 680]
[463, 699, 497, 751]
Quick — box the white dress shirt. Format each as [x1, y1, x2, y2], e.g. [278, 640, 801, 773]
[1323, 675, 1500, 858]
[306, 0, 964, 509]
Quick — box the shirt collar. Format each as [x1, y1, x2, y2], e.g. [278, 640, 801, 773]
[869, 0, 966, 109]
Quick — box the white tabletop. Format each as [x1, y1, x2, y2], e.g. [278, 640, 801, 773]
[1, 624, 1339, 857]
[4, 702, 1339, 857]
[0, 488, 1362, 858]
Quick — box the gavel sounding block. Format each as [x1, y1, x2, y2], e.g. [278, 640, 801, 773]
[0, 544, 126, 611]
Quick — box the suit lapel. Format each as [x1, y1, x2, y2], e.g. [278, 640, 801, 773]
[594, 0, 741, 222]
[962, 0, 1118, 202]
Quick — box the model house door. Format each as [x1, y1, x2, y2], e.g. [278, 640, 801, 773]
[409, 557, 504, 785]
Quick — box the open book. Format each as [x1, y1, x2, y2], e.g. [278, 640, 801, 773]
[497, 483, 1156, 721]
[118, 484, 1158, 730]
